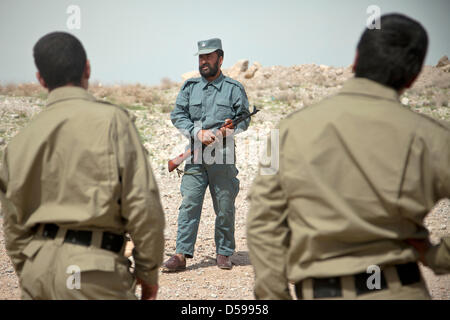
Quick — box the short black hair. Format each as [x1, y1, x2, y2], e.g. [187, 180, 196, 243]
[216, 49, 224, 59]
[33, 32, 87, 90]
[355, 13, 428, 90]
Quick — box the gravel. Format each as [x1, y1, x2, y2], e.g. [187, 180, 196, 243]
[0, 63, 449, 300]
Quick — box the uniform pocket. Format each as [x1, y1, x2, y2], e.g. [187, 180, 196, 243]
[228, 165, 240, 197]
[54, 250, 136, 299]
[216, 98, 233, 121]
[189, 98, 202, 120]
[72, 253, 116, 272]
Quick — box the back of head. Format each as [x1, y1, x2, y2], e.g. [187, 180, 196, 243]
[355, 13, 428, 90]
[33, 32, 87, 91]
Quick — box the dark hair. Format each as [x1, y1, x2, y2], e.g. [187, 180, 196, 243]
[216, 49, 224, 59]
[33, 32, 87, 90]
[355, 13, 428, 90]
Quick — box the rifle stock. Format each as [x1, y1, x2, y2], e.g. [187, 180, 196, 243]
[168, 148, 192, 172]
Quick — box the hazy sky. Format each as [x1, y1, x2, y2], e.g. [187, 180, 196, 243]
[1, 0, 449, 85]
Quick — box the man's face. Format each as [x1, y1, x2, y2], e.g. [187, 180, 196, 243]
[199, 51, 222, 78]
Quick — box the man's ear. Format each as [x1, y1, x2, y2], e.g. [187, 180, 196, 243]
[80, 59, 91, 89]
[218, 55, 223, 69]
[84, 59, 91, 80]
[352, 51, 359, 73]
[36, 72, 48, 89]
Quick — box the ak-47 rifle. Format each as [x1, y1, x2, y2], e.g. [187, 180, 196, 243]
[168, 106, 260, 172]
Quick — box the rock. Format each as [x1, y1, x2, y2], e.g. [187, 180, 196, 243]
[263, 71, 272, 79]
[224, 59, 249, 79]
[181, 70, 200, 82]
[441, 64, 450, 73]
[401, 97, 409, 105]
[436, 56, 449, 68]
[244, 62, 262, 79]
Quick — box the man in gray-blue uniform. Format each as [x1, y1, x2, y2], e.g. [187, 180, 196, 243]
[163, 38, 250, 271]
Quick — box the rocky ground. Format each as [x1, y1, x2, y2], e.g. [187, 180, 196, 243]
[0, 59, 449, 300]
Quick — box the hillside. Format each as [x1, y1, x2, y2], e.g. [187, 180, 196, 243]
[0, 60, 449, 300]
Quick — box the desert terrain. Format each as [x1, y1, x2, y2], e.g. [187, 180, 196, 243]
[0, 58, 449, 300]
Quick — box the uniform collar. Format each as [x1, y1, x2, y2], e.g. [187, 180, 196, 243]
[339, 77, 400, 102]
[201, 72, 225, 90]
[46, 86, 96, 107]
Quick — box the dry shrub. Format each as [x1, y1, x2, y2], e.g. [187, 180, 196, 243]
[278, 81, 289, 90]
[90, 83, 166, 108]
[274, 91, 298, 105]
[160, 77, 175, 90]
[432, 74, 450, 89]
[0, 83, 45, 97]
[431, 91, 449, 107]
[160, 104, 173, 113]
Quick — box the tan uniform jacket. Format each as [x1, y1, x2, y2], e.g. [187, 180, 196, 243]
[0, 86, 165, 285]
[247, 78, 450, 299]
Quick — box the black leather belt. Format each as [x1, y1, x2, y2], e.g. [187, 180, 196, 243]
[42, 223, 124, 254]
[295, 262, 421, 299]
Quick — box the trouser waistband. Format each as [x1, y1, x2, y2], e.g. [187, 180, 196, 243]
[38, 223, 126, 255]
[295, 262, 422, 299]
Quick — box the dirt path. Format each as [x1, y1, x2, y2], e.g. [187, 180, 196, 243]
[1, 181, 449, 300]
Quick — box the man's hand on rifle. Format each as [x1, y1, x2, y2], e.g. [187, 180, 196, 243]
[197, 129, 216, 145]
[215, 119, 235, 140]
[197, 119, 234, 146]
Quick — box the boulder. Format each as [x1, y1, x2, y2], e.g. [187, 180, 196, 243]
[436, 56, 449, 68]
[224, 59, 249, 79]
[244, 62, 262, 79]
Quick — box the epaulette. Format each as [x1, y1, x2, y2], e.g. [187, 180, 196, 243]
[182, 77, 201, 90]
[224, 77, 244, 89]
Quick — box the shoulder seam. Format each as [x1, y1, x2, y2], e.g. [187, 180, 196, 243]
[224, 77, 243, 86]
[410, 109, 450, 131]
[95, 99, 130, 116]
[182, 77, 201, 89]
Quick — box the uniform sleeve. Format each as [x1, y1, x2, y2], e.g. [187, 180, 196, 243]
[436, 126, 450, 198]
[424, 237, 450, 274]
[246, 132, 292, 299]
[112, 112, 165, 285]
[171, 84, 199, 140]
[0, 149, 34, 277]
[231, 84, 250, 134]
[424, 127, 450, 274]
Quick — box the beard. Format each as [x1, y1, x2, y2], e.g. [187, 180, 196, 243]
[199, 59, 219, 78]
